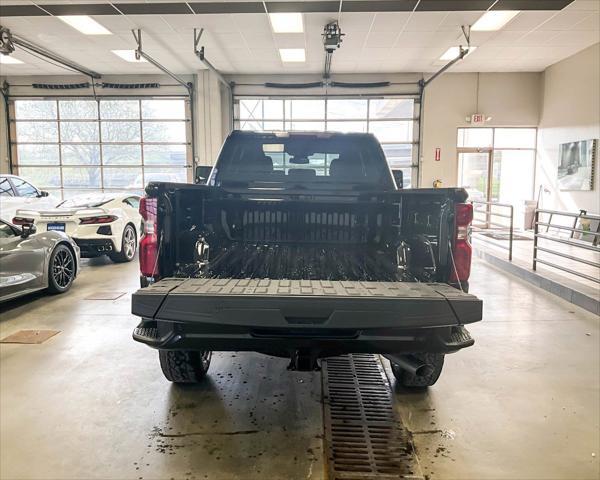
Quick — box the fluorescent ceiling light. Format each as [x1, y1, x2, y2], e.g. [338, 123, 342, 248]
[0, 54, 24, 64]
[269, 13, 304, 33]
[472, 11, 520, 31]
[439, 46, 477, 61]
[112, 50, 148, 63]
[58, 15, 112, 35]
[279, 48, 305, 62]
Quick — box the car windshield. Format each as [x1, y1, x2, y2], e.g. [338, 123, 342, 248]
[57, 195, 113, 208]
[213, 133, 393, 190]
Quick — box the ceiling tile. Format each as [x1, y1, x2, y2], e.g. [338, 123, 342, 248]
[404, 12, 448, 31]
[370, 12, 411, 32]
[537, 9, 592, 30]
[503, 11, 557, 31]
[365, 31, 398, 48]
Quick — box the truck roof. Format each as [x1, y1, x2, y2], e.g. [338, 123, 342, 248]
[229, 130, 379, 141]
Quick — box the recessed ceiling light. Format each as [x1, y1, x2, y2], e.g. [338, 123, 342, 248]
[0, 54, 24, 64]
[58, 15, 112, 35]
[472, 11, 520, 31]
[439, 46, 477, 61]
[112, 50, 148, 63]
[279, 48, 306, 62]
[269, 13, 304, 33]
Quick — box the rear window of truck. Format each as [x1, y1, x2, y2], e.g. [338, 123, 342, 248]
[213, 134, 393, 189]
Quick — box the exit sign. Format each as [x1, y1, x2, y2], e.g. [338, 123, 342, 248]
[471, 114, 486, 125]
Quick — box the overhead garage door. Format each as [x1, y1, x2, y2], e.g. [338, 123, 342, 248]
[234, 96, 419, 188]
[10, 97, 191, 199]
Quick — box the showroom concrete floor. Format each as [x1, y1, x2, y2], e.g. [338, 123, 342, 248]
[0, 256, 598, 480]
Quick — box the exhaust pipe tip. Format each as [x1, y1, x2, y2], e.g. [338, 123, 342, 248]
[385, 354, 434, 377]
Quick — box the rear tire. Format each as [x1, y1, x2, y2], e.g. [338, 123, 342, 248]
[391, 353, 445, 388]
[47, 244, 76, 294]
[159, 350, 212, 383]
[110, 224, 136, 263]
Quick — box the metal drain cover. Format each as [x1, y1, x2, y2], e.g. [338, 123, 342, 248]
[0, 330, 60, 344]
[322, 354, 423, 480]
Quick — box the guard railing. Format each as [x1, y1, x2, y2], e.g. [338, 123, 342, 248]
[533, 209, 600, 284]
[471, 200, 514, 261]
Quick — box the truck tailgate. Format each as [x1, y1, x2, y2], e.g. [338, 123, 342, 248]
[132, 278, 482, 329]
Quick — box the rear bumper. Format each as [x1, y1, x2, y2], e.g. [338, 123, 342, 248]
[73, 238, 116, 257]
[132, 320, 474, 356]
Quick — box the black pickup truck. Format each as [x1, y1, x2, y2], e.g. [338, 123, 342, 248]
[132, 131, 482, 387]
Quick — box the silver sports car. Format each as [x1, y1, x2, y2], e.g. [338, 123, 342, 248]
[0, 219, 80, 302]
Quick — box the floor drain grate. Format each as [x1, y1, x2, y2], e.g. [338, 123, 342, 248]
[322, 354, 423, 480]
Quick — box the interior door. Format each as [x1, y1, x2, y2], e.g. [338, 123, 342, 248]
[457, 151, 492, 202]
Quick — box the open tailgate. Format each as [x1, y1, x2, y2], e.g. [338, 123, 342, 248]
[132, 278, 482, 329]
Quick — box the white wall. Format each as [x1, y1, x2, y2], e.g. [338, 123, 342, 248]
[536, 43, 600, 213]
[420, 72, 542, 188]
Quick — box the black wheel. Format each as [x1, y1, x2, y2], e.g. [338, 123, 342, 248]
[159, 350, 212, 383]
[47, 244, 76, 294]
[391, 353, 445, 388]
[110, 224, 136, 263]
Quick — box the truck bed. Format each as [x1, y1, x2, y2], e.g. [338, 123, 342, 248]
[132, 278, 482, 329]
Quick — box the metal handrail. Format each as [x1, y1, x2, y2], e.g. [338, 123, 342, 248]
[471, 200, 514, 261]
[533, 208, 600, 284]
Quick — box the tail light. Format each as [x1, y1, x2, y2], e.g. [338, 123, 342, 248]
[139, 197, 158, 278]
[449, 203, 473, 284]
[79, 215, 117, 225]
[12, 217, 34, 225]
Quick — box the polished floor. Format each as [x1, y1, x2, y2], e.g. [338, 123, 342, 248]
[0, 256, 598, 480]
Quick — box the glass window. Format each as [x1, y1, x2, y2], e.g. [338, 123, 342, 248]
[0, 222, 17, 237]
[327, 99, 368, 119]
[144, 167, 187, 184]
[103, 145, 142, 165]
[100, 100, 139, 119]
[101, 122, 141, 142]
[103, 167, 143, 188]
[17, 167, 61, 188]
[16, 145, 60, 165]
[123, 196, 140, 209]
[0, 177, 14, 196]
[327, 121, 367, 133]
[288, 100, 325, 120]
[369, 99, 413, 119]
[457, 128, 493, 148]
[12, 178, 39, 197]
[494, 128, 536, 149]
[143, 145, 186, 165]
[142, 100, 186, 119]
[12, 98, 189, 199]
[15, 100, 57, 120]
[62, 166, 101, 188]
[60, 122, 99, 142]
[142, 122, 186, 143]
[382, 144, 412, 168]
[61, 144, 101, 165]
[369, 121, 412, 143]
[286, 121, 325, 132]
[59, 100, 98, 119]
[16, 122, 58, 142]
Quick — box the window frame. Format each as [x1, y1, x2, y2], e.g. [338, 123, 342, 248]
[234, 95, 420, 187]
[9, 96, 192, 199]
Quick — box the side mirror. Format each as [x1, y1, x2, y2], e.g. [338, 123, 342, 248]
[38, 190, 49, 197]
[21, 223, 37, 239]
[391, 169, 404, 189]
[195, 166, 212, 185]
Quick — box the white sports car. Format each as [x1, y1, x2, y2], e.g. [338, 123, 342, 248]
[13, 193, 141, 263]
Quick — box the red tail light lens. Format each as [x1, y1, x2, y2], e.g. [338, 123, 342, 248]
[139, 197, 158, 278]
[12, 217, 34, 225]
[79, 215, 117, 225]
[450, 203, 473, 284]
